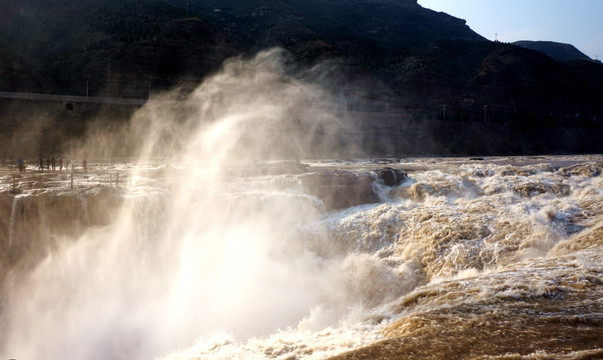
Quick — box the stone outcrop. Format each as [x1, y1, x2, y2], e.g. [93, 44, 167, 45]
[376, 168, 407, 187]
[299, 168, 407, 210]
[300, 171, 379, 210]
[0, 186, 124, 273]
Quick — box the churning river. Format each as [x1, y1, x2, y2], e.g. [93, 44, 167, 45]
[0, 154, 601, 360]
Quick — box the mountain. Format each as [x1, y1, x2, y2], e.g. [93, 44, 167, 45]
[0, 43, 38, 91]
[0, 0, 242, 96]
[0, 0, 486, 95]
[0, 0, 601, 156]
[172, 0, 484, 48]
[513, 40, 591, 62]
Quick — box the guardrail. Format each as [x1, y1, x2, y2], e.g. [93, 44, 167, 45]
[4, 170, 127, 191]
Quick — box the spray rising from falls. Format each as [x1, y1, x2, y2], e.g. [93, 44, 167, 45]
[0, 48, 380, 359]
[1, 49, 602, 360]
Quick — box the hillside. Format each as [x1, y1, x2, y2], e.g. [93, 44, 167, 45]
[0, 0, 486, 96]
[0, 0, 241, 96]
[0, 0, 601, 156]
[513, 40, 591, 62]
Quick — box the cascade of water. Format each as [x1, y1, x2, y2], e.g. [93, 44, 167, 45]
[1, 47, 601, 360]
[0, 49, 382, 360]
[7, 195, 25, 247]
[77, 195, 89, 225]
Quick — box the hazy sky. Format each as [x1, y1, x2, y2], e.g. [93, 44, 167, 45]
[418, 0, 602, 59]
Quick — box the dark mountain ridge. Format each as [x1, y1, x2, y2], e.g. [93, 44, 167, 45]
[0, 0, 488, 95]
[513, 40, 591, 62]
[0, 0, 601, 156]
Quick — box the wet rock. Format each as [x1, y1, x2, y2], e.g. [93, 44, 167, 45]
[0, 188, 124, 269]
[376, 168, 407, 187]
[299, 171, 379, 210]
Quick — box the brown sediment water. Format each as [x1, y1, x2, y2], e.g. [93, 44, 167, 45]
[329, 248, 602, 360]
[0, 155, 600, 360]
[3, 51, 601, 359]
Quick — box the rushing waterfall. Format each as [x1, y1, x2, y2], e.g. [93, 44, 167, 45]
[7, 194, 24, 247]
[0, 49, 601, 360]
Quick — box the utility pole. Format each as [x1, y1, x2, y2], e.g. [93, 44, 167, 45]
[484, 105, 487, 122]
[86, 81, 89, 97]
[442, 103, 446, 120]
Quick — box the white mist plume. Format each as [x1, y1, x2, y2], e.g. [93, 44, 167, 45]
[63, 47, 359, 163]
[0, 48, 397, 360]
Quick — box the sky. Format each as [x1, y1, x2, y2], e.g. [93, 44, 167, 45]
[418, 0, 602, 60]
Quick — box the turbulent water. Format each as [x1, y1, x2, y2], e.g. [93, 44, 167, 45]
[0, 49, 601, 360]
[0, 155, 601, 360]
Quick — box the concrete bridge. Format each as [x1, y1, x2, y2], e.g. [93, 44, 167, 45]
[0, 91, 147, 106]
[0, 91, 416, 120]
